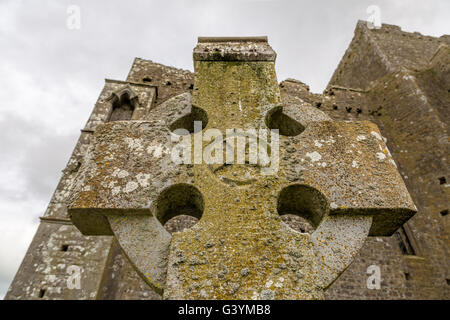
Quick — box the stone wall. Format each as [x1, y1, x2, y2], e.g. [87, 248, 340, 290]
[126, 58, 194, 106]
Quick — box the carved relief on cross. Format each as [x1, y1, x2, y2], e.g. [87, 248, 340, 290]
[68, 37, 416, 299]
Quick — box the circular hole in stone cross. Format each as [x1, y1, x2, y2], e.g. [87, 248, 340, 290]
[280, 214, 315, 234]
[277, 184, 329, 231]
[265, 106, 305, 137]
[155, 183, 204, 233]
[164, 215, 200, 234]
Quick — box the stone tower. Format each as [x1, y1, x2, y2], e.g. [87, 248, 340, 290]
[5, 21, 449, 300]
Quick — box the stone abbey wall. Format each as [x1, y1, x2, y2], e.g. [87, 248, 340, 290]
[282, 21, 449, 299]
[5, 21, 449, 300]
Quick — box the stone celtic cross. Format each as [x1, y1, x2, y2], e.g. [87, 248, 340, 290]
[68, 37, 416, 299]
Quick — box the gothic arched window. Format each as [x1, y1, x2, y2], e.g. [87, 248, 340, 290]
[107, 86, 139, 122]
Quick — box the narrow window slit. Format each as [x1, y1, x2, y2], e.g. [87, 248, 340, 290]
[39, 288, 46, 298]
[395, 226, 417, 256]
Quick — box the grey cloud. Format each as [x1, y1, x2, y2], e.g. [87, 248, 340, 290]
[0, 115, 77, 201]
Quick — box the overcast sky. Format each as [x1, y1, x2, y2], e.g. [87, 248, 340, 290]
[0, 0, 448, 299]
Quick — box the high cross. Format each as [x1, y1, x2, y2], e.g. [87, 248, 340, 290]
[68, 37, 416, 299]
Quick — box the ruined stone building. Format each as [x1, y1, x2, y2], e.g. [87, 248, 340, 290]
[5, 21, 449, 299]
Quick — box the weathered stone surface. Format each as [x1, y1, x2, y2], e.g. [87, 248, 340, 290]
[279, 22, 449, 299]
[107, 215, 171, 294]
[5, 222, 113, 300]
[126, 58, 194, 106]
[194, 36, 276, 61]
[66, 92, 201, 292]
[280, 120, 416, 236]
[67, 37, 415, 300]
[97, 238, 162, 300]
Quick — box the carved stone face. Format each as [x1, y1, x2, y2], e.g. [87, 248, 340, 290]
[67, 37, 416, 300]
